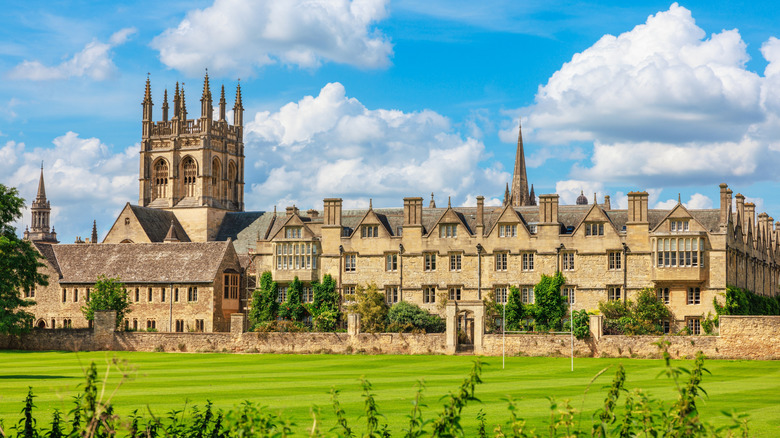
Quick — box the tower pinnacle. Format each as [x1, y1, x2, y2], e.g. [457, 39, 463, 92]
[24, 165, 58, 243]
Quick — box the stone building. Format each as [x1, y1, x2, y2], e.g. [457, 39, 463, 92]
[22, 76, 780, 334]
[28, 238, 241, 331]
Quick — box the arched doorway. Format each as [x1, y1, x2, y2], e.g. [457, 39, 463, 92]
[36, 319, 46, 329]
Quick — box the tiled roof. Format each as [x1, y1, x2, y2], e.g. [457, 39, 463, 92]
[48, 241, 232, 284]
[129, 205, 190, 242]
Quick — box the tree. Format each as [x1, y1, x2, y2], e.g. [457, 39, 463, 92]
[504, 286, 525, 330]
[81, 276, 131, 329]
[0, 184, 47, 335]
[532, 272, 567, 331]
[599, 287, 671, 335]
[387, 301, 445, 333]
[278, 276, 307, 322]
[345, 283, 388, 333]
[248, 272, 278, 330]
[310, 274, 340, 331]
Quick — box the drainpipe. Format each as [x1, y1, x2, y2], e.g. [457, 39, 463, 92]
[169, 282, 173, 332]
[338, 244, 344, 299]
[622, 243, 629, 303]
[399, 244, 405, 301]
[476, 244, 483, 300]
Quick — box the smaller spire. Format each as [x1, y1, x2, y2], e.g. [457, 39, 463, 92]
[173, 82, 180, 119]
[234, 80, 243, 109]
[504, 182, 510, 206]
[91, 220, 98, 244]
[219, 84, 226, 121]
[369, 198, 373, 210]
[202, 69, 211, 99]
[678, 193, 682, 204]
[162, 88, 169, 121]
[36, 165, 46, 201]
[448, 196, 451, 208]
[593, 192, 598, 205]
[180, 84, 187, 121]
[529, 184, 536, 206]
[164, 220, 180, 242]
[430, 193, 436, 208]
[143, 74, 152, 103]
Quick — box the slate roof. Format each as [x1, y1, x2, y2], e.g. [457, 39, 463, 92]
[128, 205, 190, 243]
[43, 241, 232, 284]
[215, 211, 273, 253]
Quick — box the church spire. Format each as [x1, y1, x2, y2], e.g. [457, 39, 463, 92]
[24, 165, 58, 243]
[511, 119, 532, 207]
[180, 84, 187, 121]
[36, 163, 46, 202]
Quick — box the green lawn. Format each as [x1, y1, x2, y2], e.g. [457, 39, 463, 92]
[0, 351, 778, 436]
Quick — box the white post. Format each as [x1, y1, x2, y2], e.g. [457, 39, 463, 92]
[502, 299, 506, 370]
[570, 302, 574, 372]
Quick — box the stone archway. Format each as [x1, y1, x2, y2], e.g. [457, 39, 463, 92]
[445, 300, 485, 354]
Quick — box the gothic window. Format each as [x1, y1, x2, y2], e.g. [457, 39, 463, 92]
[657, 287, 670, 304]
[212, 157, 221, 198]
[182, 157, 197, 197]
[228, 161, 237, 203]
[152, 159, 169, 200]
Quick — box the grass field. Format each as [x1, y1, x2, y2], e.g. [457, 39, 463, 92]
[1, 351, 778, 436]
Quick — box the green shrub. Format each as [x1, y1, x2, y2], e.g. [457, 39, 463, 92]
[278, 277, 307, 322]
[504, 286, 525, 330]
[599, 288, 671, 335]
[344, 283, 388, 333]
[531, 272, 567, 331]
[715, 285, 780, 316]
[387, 301, 445, 333]
[248, 272, 278, 330]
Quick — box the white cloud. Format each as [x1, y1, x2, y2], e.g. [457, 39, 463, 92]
[525, 4, 763, 145]
[151, 0, 393, 76]
[245, 82, 508, 209]
[654, 193, 712, 209]
[2, 132, 137, 240]
[507, 4, 780, 188]
[8, 28, 137, 81]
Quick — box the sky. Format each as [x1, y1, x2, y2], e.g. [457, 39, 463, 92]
[2, 0, 780, 242]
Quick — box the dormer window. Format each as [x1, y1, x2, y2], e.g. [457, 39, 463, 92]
[361, 225, 379, 238]
[440, 224, 457, 238]
[498, 224, 517, 237]
[585, 222, 604, 236]
[528, 224, 537, 234]
[670, 220, 689, 232]
[285, 227, 302, 238]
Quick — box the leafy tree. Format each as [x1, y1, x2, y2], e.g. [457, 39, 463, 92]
[278, 276, 307, 322]
[531, 272, 567, 331]
[0, 184, 47, 335]
[248, 272, 278, 330]
[504, 286, 525, 330]
[572, 309, 591, 339]
[310, 274, 341, 331]
[345, 283, 388, 333]
[387, 301, 445, 333]
[715, 285, 780, 316]
[81, 276, 131, 329]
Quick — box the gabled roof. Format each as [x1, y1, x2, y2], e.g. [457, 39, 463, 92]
[650, 203, 713, 233]
[572, 203, 620, 236]
[46, 241, 234, 284]
[122, 204, 190, 243]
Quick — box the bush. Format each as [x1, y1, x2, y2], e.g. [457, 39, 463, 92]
[387, 301, 445, 333]
[278, 277, 307, 322]
[309, 274, 341, 331]
[572, 309, 591, 339]
[599, 288, 671, 335]
[505, 286, 525, 330]
[715, 285, 780, 316]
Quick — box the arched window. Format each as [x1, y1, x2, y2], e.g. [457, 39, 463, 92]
[212, 157, 221, 199]
[153, 159, 168, 200]
[183, 157, 197, 197]
[228, 161, 237, 203]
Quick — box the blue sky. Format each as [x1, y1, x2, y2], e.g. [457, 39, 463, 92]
[2, 0, 780, 242]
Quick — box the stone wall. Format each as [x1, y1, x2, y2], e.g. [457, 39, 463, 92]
[2, 315, 778, 360]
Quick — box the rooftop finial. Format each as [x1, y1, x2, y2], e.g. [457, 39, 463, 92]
[430, 193, 436, 208]
[678, 193, 682, 204]
[448, 196, 451, 208]
[369, 198, 373, 209]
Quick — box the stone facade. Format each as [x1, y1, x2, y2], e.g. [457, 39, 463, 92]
[26, 241, 242, 332]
